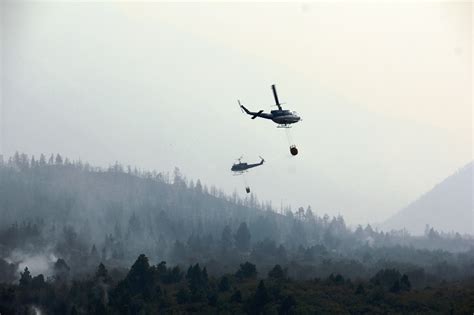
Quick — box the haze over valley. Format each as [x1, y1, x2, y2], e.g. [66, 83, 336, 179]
[0, 2, 472, 314]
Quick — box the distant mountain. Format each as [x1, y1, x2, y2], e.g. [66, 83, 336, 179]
[383, 162, 473, 235]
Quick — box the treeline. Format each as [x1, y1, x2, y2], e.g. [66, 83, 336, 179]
[1, 219, 473, 288]
[1, 254, 473, 314]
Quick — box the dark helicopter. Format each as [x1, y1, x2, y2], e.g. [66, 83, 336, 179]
[238, 84, 301, 128]
[231, 156, 265, 174]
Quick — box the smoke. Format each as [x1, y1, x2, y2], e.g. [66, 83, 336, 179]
[365, 236, 375, 247]
[6, 249, 58, 278]
[99, 282, 110, 305]
[31, 306, 43, 315]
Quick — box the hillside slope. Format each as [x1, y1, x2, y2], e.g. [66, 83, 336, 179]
[383, 162, 473, 235]
[0, 154, 473, 283]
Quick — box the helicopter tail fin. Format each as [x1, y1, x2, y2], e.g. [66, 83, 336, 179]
[238, 100, 250, 114]
[251, 110, 264, 119]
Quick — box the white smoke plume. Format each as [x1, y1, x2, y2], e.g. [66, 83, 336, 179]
[5, 249, 58, 278]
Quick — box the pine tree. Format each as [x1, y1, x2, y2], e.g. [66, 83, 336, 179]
[234, 222, 251, 252]
[30, 156, 36, 168]
[39, 153, 46, 166]
[95, 263, 110, 283]
[268, 264, 286, 279]
[279, 295, 297, 314]
[221, 225, 233, 250]
[195, 179, 203, 193]
[218, 276, 231, 292]
[55, 154, 63, 165]
[90, 244, 100, 262]
[230, 290, 242, 303]
[54, 258, 70, 282]
[19, 267, 32, 287]
[400, 274, 411, 291]
[251, 280, 269, 313]
[235, 262, 257, 280]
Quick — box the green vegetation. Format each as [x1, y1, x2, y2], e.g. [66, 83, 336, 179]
[1, 254, 473, 314]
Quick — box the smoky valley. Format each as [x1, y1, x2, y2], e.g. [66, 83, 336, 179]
[0, 153, 472, 314]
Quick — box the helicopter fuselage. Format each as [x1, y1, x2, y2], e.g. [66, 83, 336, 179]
[270, 110, 301, 125]
[231, 159, 264, 172]
[239, 106, 300, 126]
[231, 163, 249, 172]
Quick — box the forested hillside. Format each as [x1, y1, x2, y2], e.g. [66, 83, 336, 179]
[0, 153, 473, 314]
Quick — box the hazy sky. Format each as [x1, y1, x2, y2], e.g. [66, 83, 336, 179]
[1, 1, 472, 224]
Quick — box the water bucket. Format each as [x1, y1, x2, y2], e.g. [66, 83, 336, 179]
[290, 145, 298, 156]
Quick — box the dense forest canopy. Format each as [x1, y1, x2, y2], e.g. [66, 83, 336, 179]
[2, 254, 473, 314]
[0, 153, 473, 314]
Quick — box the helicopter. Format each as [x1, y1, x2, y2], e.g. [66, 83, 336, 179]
[231, 156, 265, 174]
[238, 84, 301, 128]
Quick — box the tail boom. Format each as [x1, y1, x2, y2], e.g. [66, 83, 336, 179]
[238, 101, 272, 120]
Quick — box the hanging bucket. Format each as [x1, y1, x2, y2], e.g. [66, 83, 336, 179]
[245, 187, 251, 193]
[290, 145, 298, 156]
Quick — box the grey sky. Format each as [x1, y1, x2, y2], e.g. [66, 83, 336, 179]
[1, 1, 472, 224]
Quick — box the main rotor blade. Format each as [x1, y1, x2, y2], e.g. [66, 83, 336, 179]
[271, 84, 282, 110]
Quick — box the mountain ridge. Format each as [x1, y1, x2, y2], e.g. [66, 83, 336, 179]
[383, 161, 473, 235]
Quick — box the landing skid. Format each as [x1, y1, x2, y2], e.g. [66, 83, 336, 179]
[277, 124, 291, 129]
[232, 172, 246, 176]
